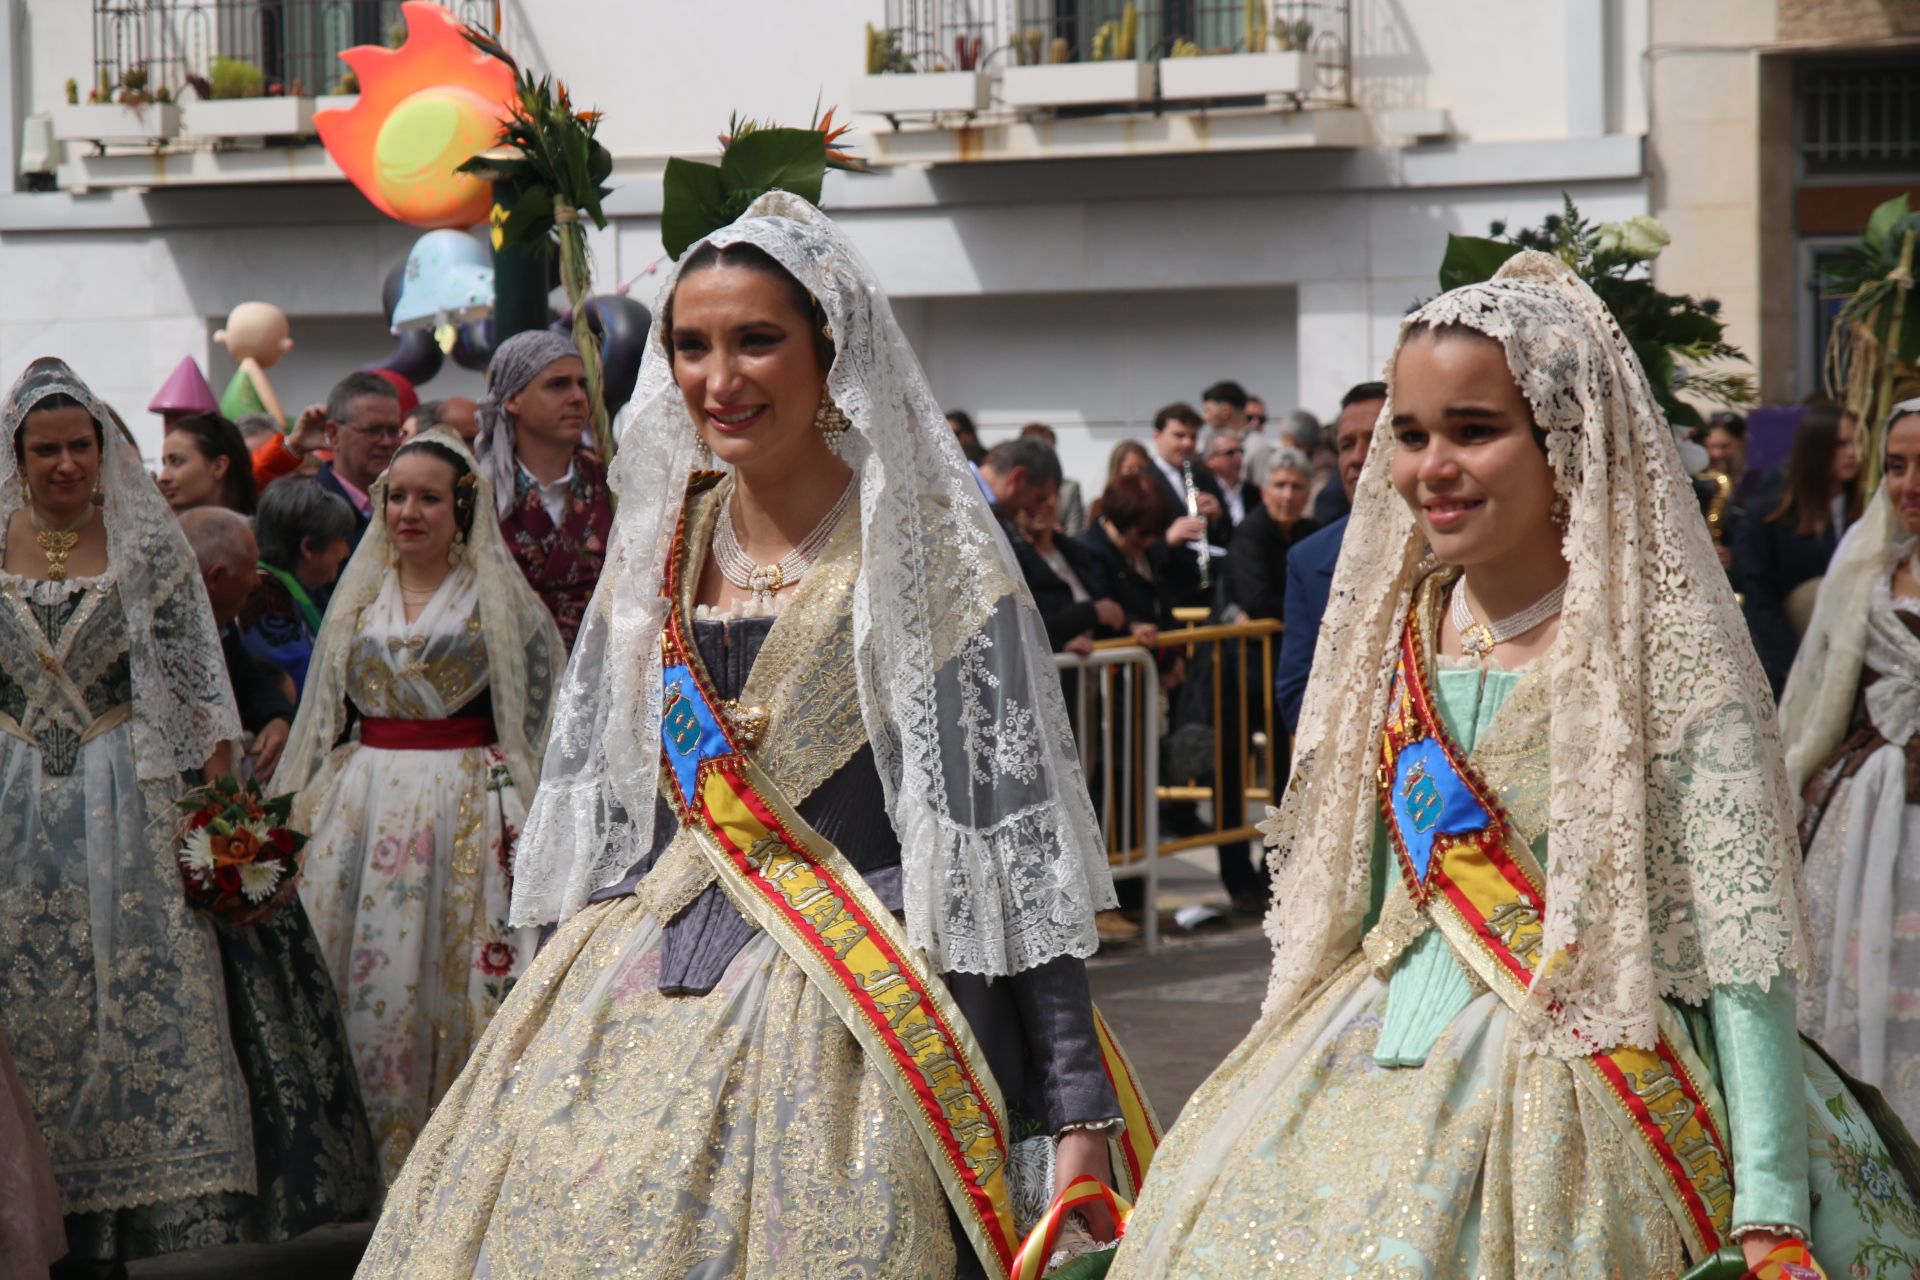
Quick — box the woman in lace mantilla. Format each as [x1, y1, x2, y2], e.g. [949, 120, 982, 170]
[280, 428, 559, 1183]
[1782, 397, 1920, 1139]
[355, 193, 1132, 1279]
[0, 359, 255, 1268]
[1110, 255, 1920, 1279]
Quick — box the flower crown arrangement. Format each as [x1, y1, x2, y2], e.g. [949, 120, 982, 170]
[175, 774, 307, 926]
[659, 103, 865, 262]
[1436, 196, 1753, 431]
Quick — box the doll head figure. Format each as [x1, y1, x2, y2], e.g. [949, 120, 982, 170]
[214, 302, 294, 370]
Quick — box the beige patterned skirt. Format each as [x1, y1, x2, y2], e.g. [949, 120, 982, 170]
[355, 895, 959, 1280]
[1108, 953, 1687, 1279]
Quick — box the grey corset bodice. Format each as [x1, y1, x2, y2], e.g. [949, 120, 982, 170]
[591, 615, 1120, 1137]
[589, 616, 902, 993]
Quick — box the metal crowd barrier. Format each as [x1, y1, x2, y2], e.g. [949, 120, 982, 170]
[1055, 617, 1284, 954]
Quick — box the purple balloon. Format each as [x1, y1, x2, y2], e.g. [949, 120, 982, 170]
[363, 329, 443, 385]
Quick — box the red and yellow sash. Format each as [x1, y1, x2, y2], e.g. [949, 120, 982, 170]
[657, 483, 1156, 1278]
[1377, 593, 1736, 1261]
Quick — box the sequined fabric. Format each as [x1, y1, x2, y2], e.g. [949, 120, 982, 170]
[1107, 957, 1688, 1279]
[356, 897, 958, 1280]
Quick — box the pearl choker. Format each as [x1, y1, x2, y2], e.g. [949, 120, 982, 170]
[712, 479, 855, 612]
[1449, 577, 1567, 658]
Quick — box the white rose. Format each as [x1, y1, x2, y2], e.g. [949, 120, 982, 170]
[1596, 215, 1671, 261]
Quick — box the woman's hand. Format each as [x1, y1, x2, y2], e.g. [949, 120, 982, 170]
[1054, 1128, 1117, 1242]
[204, 741, 234, 779]
[1739, 1229, 1797, 1272]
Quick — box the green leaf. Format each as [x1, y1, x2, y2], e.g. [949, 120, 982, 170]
[718, 128, 827, 208]
[561, 129, 591, 203]
[1438, 235, 1523, 291]
[500, 186, 554, 245]
[1865, 194, 1911, 254]
[661, 156, 726, 260]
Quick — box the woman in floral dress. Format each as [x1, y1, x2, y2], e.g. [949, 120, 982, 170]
[282, 428, 559, 1180]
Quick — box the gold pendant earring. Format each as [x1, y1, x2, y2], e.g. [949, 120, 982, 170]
[813, 393, 850, 438]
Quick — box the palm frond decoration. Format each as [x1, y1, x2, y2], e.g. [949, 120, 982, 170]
[456, 23, 617, 462]
[1823, 194, 1920, 487]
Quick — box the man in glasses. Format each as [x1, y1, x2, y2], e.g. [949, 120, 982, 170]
[313, 371, 404, 548]
[1204, 428, 1260, 530]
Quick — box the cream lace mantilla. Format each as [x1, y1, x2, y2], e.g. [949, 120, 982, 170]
[1263, 252, 1811, 1057]
[512, 193, 1115, 976]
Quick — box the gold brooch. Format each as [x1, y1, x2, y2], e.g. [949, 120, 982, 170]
[722, 700, 769, 748]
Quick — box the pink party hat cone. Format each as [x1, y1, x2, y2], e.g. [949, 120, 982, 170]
[149, 356, 219, 418]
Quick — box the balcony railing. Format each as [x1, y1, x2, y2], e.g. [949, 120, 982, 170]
[864, 0, 1350, 123]
[1014, 0, 1347, 98]
[87, 0, 497, 103]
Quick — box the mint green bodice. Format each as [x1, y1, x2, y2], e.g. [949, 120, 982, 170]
[1368, 663, 1811, 1235]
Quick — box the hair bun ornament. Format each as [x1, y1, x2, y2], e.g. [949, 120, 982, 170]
[659, 106, 866, 261]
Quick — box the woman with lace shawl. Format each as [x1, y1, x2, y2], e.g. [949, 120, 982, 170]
[280, 428, 559, 1182]
[1780, 397, 1920, 1138]
[0, 358, 254, 1273]
[354, 192, 1139, 1279]
[1109, 256, 1920, 1279]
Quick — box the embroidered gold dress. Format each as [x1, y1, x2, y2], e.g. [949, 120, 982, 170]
[294, 566, 537, 1181]
[355, 484, 1124, 1280]
[1111, 650, 1920, 1279]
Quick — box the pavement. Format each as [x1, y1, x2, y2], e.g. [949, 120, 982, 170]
[129, 849, 1268, 1279]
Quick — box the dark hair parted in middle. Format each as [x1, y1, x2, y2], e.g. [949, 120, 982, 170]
[388, 438, 479, 538]
[1768, 402, 1862, 537]
[664, 241, 837, 374]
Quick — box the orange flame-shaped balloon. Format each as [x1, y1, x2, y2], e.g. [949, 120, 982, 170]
[316, 1, 516, 229]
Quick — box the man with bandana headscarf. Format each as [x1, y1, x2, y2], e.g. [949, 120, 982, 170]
[476, 331, 613, 649]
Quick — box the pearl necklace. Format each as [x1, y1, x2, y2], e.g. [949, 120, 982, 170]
[713, 479, 855, 612]
[1449, 577, 1567, 658]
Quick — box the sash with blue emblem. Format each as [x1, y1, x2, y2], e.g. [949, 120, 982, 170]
[653, 475, 1158, 1280]
[1378, 578, 1736, 1262]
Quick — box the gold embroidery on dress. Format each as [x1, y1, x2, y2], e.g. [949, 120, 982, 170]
[357, 898, 959, 1280]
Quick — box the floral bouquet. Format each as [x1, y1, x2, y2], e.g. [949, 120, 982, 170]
[175, 774, 307, 925]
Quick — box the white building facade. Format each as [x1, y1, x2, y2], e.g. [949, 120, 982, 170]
[3, 0, 1664, 483]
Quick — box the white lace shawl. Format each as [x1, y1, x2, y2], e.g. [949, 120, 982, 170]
[1259, 251, 1812, 1057]
[1779, 397, 1920, 796]
[277, 428, 562, 802]
[0, 358, 239, 779]
[510, 192, 1116, 976]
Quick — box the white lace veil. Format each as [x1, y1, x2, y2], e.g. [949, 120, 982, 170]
[512, 191, 1116, 976]
[1260, 251, 1812, 1057]
[1779, 396, 1920, 795]
[0, 357, 239, 779]
[277, 427, 562, 800]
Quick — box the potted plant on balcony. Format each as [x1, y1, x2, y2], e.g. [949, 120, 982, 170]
[181, 56, 316, 139]
[1158, 1, 1311, 100]
[52, 64, 180, 144]
[1001, 3, 1153, 109]
[850, 20, 991, 118]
